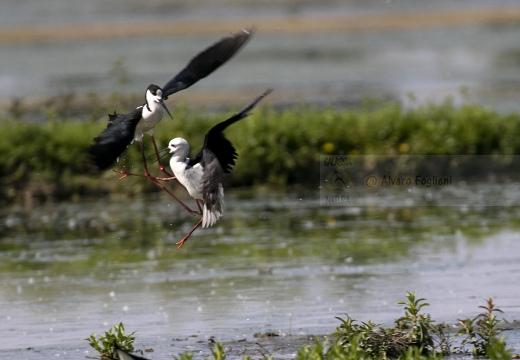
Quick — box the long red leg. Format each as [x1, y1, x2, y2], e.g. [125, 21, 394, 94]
[139, 141, 151, 177]
[113, 168, 147, 180]
[113, 140, 150, 180]
[111, 170, 199, 215]
[175, 200, 205, 249]
[150, 135, 174, 177]
[117, 137, 166, 179]
[196, 199, 203, 213]
[176, 218, 202, 249]
[147, 176, 200, 215]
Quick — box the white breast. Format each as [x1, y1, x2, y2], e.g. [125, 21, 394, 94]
[171, 162, 204, 200]
[134, 104, 164, 141]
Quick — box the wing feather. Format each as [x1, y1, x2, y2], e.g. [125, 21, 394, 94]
[189, 89, 272, 173]
[88, 107, 143, 170]
[162, 27, 255, 99]
[200, 149, 225, 227]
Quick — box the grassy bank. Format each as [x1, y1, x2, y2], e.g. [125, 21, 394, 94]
[1, 96, 519, 203]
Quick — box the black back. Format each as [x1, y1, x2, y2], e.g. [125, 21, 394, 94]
[88, 107, 143, 170]
[162, 28, 255, 99]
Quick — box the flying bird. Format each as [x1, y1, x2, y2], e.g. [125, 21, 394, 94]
[88, 28, 255, 176]
[163, 89, 272, 248]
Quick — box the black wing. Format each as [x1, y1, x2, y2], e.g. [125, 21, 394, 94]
[188, 89, 272, 173]
[200, 149, 225, 213]
[162, 27, 255, 99]
[88, 107, 143, 170]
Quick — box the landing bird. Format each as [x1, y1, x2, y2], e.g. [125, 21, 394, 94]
[88, 28, 255, 176]
[163, 89, 272, 248]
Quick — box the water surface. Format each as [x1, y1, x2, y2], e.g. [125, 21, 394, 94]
[1, 186, 520, 358]
[2, 1, 520, 112]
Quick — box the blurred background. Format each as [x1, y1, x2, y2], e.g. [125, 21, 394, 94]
[2, 0, 520, 111]
[2, 1, 520, 359]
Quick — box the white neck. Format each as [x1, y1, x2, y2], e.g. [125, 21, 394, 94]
[170, 155, 186, 164]
[143, 99, 164, 118]
[134, 101, 164, 139]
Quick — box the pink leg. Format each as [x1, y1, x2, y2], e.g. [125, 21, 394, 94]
[140, 141, 151, 177]
[196, 199, 203, 213]
[114, 168, 147, 180]
[113, 141, 150, 180]
[150, 135, 174, 177]
[176, 218, 203, 249]
[112, 170, 199, 215]
[147, 176, 200, 215]
[176, 200, 205, 249]
[145, 175, 202, 216]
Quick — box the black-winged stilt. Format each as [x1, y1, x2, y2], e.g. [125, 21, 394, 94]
[88, 28, 255, 177]
[161, 89, 272, 248]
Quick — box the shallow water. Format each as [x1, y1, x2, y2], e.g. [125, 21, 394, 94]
[2, 1, 520, 112]
[1, 185, 520, 358]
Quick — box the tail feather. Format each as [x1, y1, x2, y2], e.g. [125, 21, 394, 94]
[202, 184, 224, 228]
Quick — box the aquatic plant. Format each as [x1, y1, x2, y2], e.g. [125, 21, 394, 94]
[334, 292, 511, 359]
[394, 291, 436, 352]
[85, 322, 136, 360]
[173, 352, 195, 360]
[456, 297, 509, 357]
[92, 295, 514, 360]
[334, 291, 443, 358]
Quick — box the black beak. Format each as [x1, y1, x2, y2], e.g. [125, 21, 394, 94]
[160, 99, 173, 119]
[158, 147, 171, 160]
[149, 147, 171, 163]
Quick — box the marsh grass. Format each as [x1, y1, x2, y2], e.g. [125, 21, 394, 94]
[2, 93, 520, 203]
[88, 293, 513, 360]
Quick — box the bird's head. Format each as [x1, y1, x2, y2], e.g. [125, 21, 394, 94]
[168, 137, 190, 158]
[146, 84, 173, 119]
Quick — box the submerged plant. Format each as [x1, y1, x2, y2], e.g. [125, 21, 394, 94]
[85, 322, 136, 360]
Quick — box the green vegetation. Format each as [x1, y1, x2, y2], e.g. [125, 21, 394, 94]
[87, 293, 514, 360]
[334, 292, 439, 358]
[317, 293, 512, 360]
[457, 298, 507, 357]
[333, 292, 512, 359]
[2, 92, 520, 203]
[86, 322, 136, 360]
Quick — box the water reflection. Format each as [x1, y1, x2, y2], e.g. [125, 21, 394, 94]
[1, 187, 520, 357]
